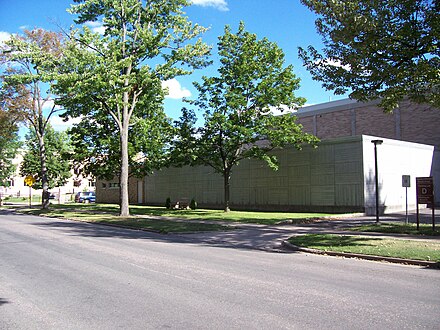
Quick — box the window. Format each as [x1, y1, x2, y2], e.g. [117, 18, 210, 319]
[109, 182, 120, 188]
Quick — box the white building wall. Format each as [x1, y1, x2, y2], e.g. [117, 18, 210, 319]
[362, 135, 434, 214]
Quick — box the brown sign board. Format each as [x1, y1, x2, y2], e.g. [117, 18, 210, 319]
[416, 177, 434, 204]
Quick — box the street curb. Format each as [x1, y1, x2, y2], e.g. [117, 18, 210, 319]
[281, 240, 440, 268]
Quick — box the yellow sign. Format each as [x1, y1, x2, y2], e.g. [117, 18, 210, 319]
[24, 175, 36, 187]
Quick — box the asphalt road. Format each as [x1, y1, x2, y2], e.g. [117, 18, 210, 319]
[1, 210, 439, 329]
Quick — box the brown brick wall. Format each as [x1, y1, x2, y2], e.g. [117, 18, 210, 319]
[297, 101, 440, 147]
[316, 110, 352, 139]
[399, 102, 440, 147]
[354, 105, 396, 139]
[297, 116, 314, 135]
[96, 176, 142, 204]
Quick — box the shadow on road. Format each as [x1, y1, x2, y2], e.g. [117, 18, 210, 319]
[30, 219, 301, 253]
[5, 207, 438, 254]
[0, 298, 10, 306]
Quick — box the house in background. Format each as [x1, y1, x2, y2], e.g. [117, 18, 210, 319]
[96, 98, 439, 213]
[0, 150, 95, 202]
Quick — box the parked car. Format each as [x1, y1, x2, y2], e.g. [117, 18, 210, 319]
[75, 191, 96, 203]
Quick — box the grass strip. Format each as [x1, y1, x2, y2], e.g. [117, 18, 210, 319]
[288, 234, 440, 262]
[14, 207, 232, 234]
[19, 203, 334, 225]
[349, 223, 440, 236]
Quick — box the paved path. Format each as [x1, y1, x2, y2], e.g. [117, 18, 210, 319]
[173, 208, 439, 252]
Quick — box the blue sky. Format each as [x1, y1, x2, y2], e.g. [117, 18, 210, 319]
[0, 0, 346, 131]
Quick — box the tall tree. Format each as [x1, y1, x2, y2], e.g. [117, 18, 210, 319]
[0, 82, 28, 140]
[174, 23, 318, 212]
[67, 106, 172, 182]
[299, 0, 439, 111]
[0, 131, 21, 189]
[55, 0, 210, 216]
[20, 125, 71, 190]
[0, 82, 26, 191]
[0, 29, 64, 208]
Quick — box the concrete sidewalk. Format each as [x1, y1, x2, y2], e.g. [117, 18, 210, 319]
[176, 208, 439, 253]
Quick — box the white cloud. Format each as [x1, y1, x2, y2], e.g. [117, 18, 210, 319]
[42, 99, 62, 112]
[0, 31, 11, 46]
[192, 0, 229, 11]
[316, 58, 351, 71]
[259, 105, 299, 116]
[162, 79, 192, 99]
[49, 114, 82, 132]
[85, 21, 106, 35]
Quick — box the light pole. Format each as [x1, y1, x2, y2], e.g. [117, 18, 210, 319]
[371, 139, 383, 223]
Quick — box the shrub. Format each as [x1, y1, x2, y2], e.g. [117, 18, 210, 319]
[165, 197, 171, 209]
[190, 198, 197, 210]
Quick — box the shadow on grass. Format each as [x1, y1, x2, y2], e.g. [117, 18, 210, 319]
[40, 204, 326, 225]
[350, 223, 440, 236]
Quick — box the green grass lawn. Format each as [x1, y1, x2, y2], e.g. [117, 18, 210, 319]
[24, 203, 334, 225]
[349, 223, 440, 236]
[13, 205, 232, 234]
[6, 203, 336, 233]
[1, 196, 43, 203]
[288, 234, 440, 262]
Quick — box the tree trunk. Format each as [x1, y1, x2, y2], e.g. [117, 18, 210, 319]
[119, 125, 130, 216]
[38, 133, 50, 209]
[223, 170, 231, 212]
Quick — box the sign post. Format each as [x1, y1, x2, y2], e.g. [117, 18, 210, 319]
[402, 175, 411, 224]
[24, 175, 36, 208]
[416, 177, 435, 231]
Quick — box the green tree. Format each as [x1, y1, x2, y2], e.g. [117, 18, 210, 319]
[299, 0, 439, 111]
[55, 0, 210, 216]
[67, 106, 173, 182]
[1, 28, 64, 208]
[174, 23, 318, 212]
[0, 83, 26, 191]
[0, 83, 28, 141]
[20, 125, 71, 190]
[0, 132, 21, 189]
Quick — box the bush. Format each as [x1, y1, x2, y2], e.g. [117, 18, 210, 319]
[190, 198, 197, 210]
[165, 197, 171, 209]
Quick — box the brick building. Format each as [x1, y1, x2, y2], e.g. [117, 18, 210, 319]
[296, 98, 440, 148]
[97, 98, 439, 212]
[296, 98, 440, 206]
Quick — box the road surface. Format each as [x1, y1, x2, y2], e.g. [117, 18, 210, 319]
[1, 210, 439, 329]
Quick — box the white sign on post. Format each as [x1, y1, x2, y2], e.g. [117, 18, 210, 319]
[402, 175, 411, 187]
[402, 175, 410, 224]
